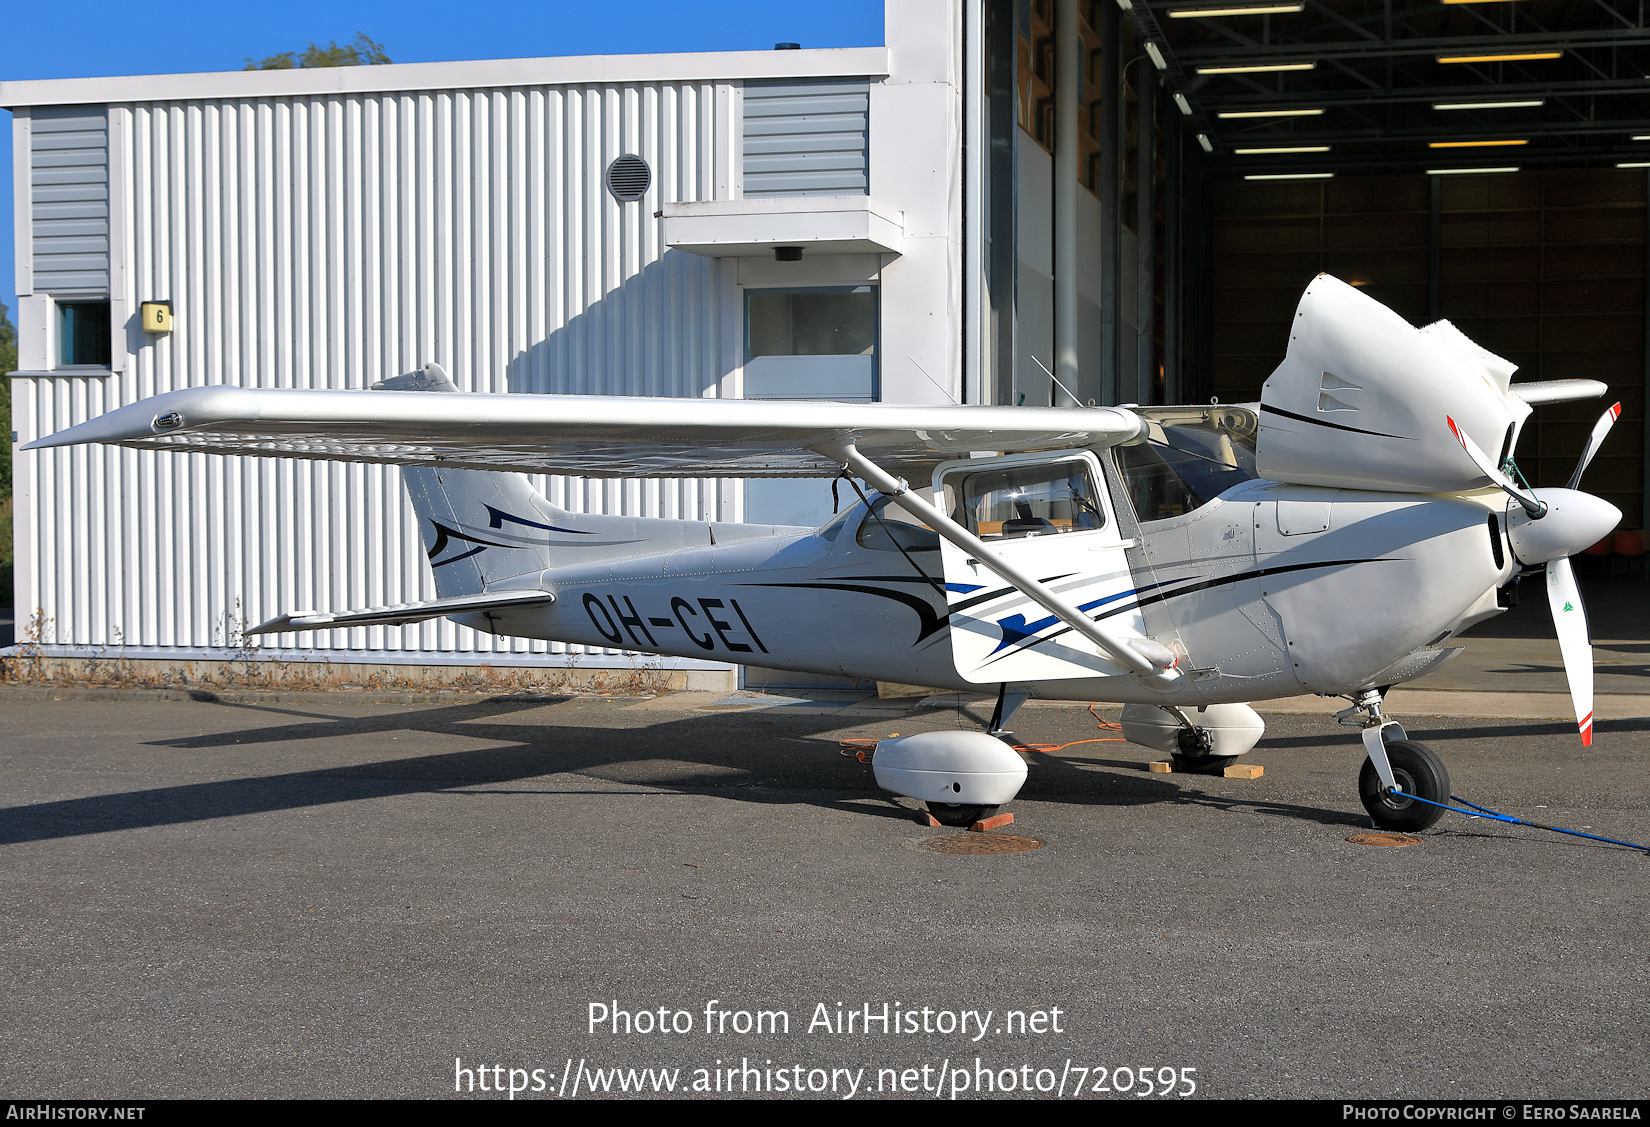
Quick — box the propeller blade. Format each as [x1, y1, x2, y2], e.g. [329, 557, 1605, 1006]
[1565, 401, 1622, 490]
[1546, 555, 1595, 746]
[1448, 416, 1545, 517]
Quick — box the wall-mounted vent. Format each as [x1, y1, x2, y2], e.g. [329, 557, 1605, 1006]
[605, 154, 652, 202]
[743, 79, 870, 198]
[31, 106, 110, 295]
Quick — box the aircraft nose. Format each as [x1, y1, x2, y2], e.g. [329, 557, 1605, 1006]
[1506, 488, 1622, 565]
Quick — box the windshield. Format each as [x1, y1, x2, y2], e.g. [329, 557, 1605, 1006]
[1114, 405, 1259, 521]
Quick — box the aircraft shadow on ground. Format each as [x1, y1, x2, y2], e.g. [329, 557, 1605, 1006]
[1484, 662, 1650, 680]
[1258, 716, 1650, 750]
[0, 695, 1377, 844]
[1021, 750, 1371, 829]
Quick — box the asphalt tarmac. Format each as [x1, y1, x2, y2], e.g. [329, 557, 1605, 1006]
[2, 692, 1647, 1100]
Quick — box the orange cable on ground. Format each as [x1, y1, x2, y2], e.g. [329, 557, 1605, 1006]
[839, 738, 882, 763]
[1010, 736, 1126, 754]
[840, 704, 1127, 761]
[1008, 704, 1128, 753]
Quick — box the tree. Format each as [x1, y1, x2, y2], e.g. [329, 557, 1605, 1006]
[245, 33, 391, 71]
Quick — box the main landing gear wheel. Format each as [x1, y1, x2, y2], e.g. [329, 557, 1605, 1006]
[925, 803, 997, 828]
[1358, 740, 1451, 832]
[1170, 754, 1239, 776]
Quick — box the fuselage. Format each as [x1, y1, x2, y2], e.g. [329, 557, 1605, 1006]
[463, 464, 1516, 705]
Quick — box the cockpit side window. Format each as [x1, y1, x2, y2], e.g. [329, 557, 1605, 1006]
[944, 460, 1106, 541]
[1114, 406, 1259, 522]
[856, 496, 941, 552]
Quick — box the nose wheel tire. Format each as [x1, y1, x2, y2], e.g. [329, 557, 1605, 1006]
[925, 803, 997, 828]
[1358, 739, 1451, 832]
[1171, 754, 1239, 776]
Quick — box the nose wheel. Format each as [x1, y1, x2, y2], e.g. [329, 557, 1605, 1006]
[1357, 740, 1450, 831]
[1340, 690, 1452, 832]
[924, 802, 998, 828]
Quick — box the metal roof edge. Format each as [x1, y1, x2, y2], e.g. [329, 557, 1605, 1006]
[0, 46, 892, 109]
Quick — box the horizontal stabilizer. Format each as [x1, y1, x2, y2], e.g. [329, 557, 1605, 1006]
[246, 590, 555, 635]
[1509, 380, 1608, 406]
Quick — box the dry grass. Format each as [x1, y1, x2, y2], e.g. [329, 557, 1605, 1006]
[0, 607, 675, 697]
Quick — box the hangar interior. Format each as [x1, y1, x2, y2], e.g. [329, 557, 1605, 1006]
[984, 0, 1646, 530]
[3, 0, 1646, 684]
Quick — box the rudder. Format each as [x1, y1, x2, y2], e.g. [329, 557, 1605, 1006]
[379, 364, 567, 598]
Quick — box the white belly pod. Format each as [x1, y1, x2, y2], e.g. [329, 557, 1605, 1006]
[872, 732, 1029, 807]
[1119, 702, 1266, 758]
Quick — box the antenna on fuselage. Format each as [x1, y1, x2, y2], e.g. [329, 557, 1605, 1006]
[1031, 354, 1082, 408]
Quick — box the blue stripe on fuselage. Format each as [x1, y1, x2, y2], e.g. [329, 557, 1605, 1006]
[988, 587, 1139, 654]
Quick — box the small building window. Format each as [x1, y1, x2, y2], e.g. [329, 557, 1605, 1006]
[742, 286, 878, 403]
[747, 288, 876, 358]
[59, 300, 111, 368]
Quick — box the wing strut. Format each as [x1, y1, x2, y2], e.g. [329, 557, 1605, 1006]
[816, 440, 1181, 687]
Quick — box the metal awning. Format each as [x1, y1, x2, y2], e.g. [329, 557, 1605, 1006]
[660, 197, 904, 258]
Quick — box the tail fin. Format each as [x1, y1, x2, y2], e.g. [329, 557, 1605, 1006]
[380, 364, 569, 598]
[400, 464, 569, 598]
[379, 362, 797, 599]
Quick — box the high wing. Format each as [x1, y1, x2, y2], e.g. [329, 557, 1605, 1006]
[22, 384, 1142, 478]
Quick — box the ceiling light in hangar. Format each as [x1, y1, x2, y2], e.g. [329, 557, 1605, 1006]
[1136, 1, 1646, 176]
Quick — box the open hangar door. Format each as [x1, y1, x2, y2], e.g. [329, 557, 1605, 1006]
[1100, 0, 1650, 532]
[1208, 170, 1644, 530]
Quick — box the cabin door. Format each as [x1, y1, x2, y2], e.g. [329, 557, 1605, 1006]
[933, 450, 1142, 683]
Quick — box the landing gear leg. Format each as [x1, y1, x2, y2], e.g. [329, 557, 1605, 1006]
[988, 683, 1031, 743]
[1162, 705, 1239, 775]
[1337, 690, 1450, 831]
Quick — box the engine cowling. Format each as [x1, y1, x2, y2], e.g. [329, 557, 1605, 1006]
[1256, 274, 1530, 494]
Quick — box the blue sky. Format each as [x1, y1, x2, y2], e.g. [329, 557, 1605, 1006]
[0, 0, 885, 322]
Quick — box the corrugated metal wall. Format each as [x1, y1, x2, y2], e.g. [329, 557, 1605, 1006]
[742, 80, 870, 198]
[30, 107, 110, 294]
[22, 81, 738, 661]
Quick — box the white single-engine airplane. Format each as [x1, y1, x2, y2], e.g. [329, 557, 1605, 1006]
[27, 275, 1624, 830]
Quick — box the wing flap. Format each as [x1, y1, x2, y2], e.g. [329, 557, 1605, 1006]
[22, 386, 1142, 478]
[245, 590, 555, 634]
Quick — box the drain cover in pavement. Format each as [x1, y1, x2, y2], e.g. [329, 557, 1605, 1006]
[1346, 832, 1420, 847]
[912, 834, 1045, 855]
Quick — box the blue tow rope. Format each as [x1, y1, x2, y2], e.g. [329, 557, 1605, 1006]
[1395, 791, 1650, 854]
